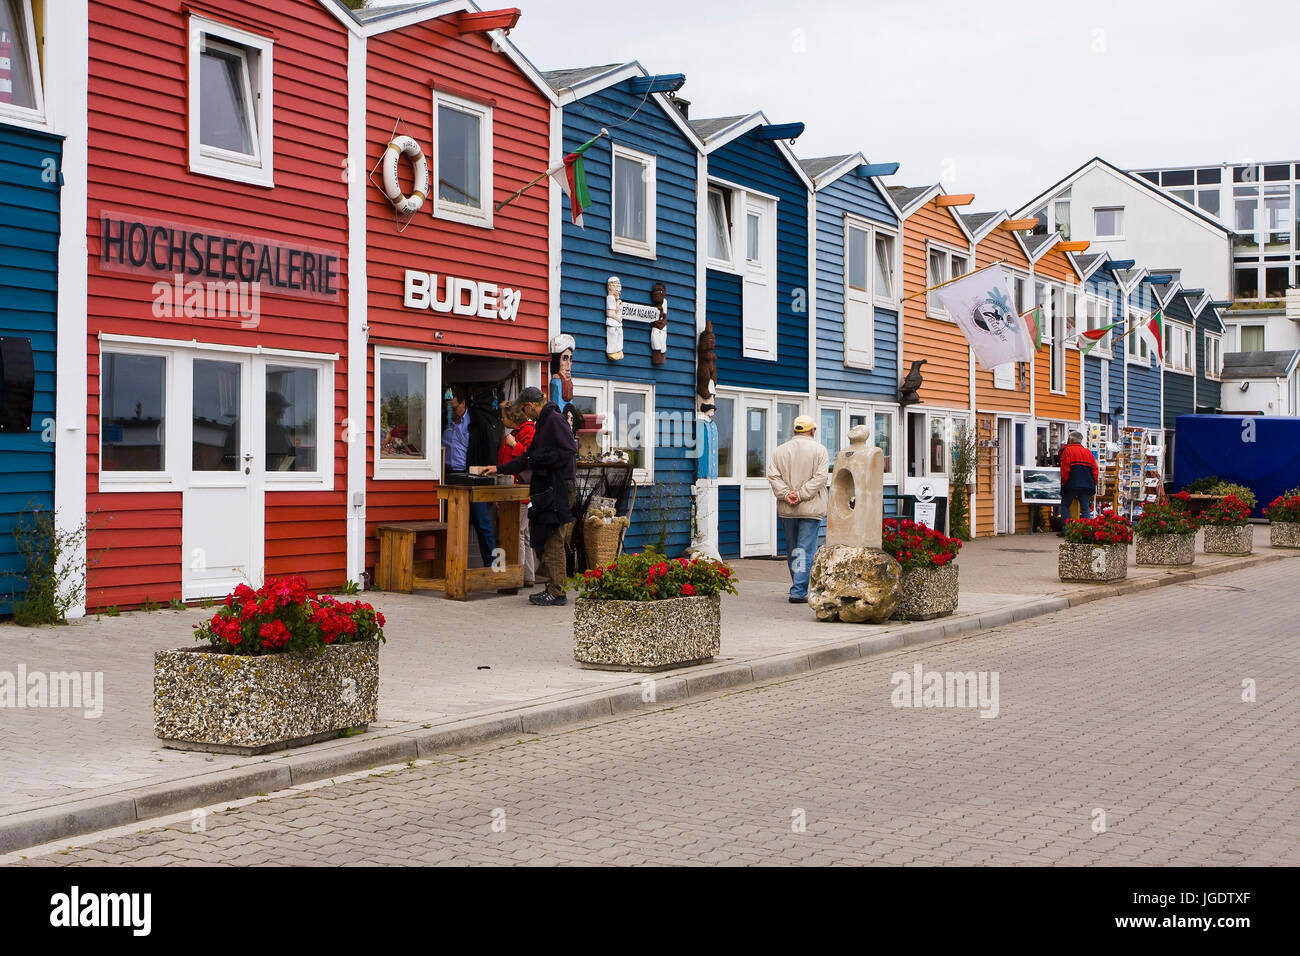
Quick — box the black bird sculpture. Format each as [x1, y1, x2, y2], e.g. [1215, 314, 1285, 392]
[898, 359, 927, 406]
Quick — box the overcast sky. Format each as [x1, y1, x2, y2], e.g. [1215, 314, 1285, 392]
[464, 0, 1300, 212]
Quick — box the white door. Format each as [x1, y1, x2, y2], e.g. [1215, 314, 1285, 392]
[740, 401, 775, 555]
[183, 354, 261, 599]
[995, 417, 1013, 534]
[844, 222, 873, 366]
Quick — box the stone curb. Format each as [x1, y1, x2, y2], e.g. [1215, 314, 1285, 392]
[0, 548, 1290, 855]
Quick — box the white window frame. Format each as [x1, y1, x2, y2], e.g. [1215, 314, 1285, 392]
[740, 191, 778, 360]
[98, 345, 176, 491]
[0, 0, 44, 125]
[1042, 282, 1066, 395]
[572, 378, 655, 483]
[1162, 323, 1194, 375]
[926, 242, 969, 321]
[872, 226, 900, 309]
[1238, 323, 1266, 352]
[261, 355, 335, 491]
[843, 214, 875, 369]
[1083, 293, 1114, 358]
[1126, 308, 1151, 364]
[1093, 206, 1124, 239]
[373, 347, 441, 482]
[432, 90, 493, 228]
[827, 402, 898, 485]
[610, 143, 656, 259]
[98, 341, 335, 492]
[187, 15, 275, 188]
[705, 185, 735, 271]
[1204, 331, 1223, 380]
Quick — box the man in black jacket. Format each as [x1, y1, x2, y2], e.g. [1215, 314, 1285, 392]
[487, 389, 577, 606]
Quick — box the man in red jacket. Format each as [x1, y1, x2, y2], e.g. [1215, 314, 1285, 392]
[1057, 431, 1100, 533]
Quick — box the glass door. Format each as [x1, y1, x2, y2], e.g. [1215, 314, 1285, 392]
[741, 402, 775, 555]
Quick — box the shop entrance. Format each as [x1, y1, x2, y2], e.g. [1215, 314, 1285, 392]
[995, 416, 1014, 534]
[183, 354, 259, 599]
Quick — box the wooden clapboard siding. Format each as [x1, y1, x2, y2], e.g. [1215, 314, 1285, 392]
[900, 198, 971, 410]
[0, 126, 60, 614]
[363, 16, 550, 359]
[1195, 302, 1222, 412]
[1162, 292, 1197, 430]
[558, 81, 699, 555]
[362, 13, 551, 575]
[1125, 279, 1164, 430]
[814, 170, 898, 399]
[1082, 267, 1123, 422]
[1031, 245, 1082, 423]
[972, 228, 1032, 416]
[718, 484, 740, 558]
[708, 129, 810, 395]
[85, 0, 351, 610]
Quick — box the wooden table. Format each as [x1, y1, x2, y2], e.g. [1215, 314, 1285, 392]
[429, 483, 530, 600]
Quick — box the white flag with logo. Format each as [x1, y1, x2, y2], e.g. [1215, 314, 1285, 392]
[935, 264, 1034, 370]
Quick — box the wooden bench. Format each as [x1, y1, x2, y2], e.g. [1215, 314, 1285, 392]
[375, 520, 447, 593]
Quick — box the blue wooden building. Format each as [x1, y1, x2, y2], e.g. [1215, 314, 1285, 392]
[689, 112, 812, 558]
[544, 63, 704, 554]
[1187, 290, 1225, 414]
[1078, 253, 1127, 426]
[801, 153, 903, 508]
[1120, 269, 1166, 433]
[0, 123, 62, 614]
[1158, 279, 1199, 436]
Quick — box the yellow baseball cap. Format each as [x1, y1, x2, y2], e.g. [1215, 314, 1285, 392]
[793, 415, 816, 433]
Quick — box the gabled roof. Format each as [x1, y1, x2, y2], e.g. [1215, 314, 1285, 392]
[1074, 252, 1102, 275]
[689, 114, 750, 143]
[339, 1, 558, 106]
[1014, 157, 1232, 237]
[541, 63, 625, 91]
[961, 211, 999, 235]
[887, 184, 938, 216]
[800, 155, 852, 180]
[691, 112, 814, 191]
[1221, 350, 1300, 380]
[1022, 232, 1058, 261]
[543, 62, 704, 153]
[799, 153, 904, 221]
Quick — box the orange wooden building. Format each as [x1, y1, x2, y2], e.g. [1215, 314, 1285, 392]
[966, 211, 1037, 536]
[890, 184, 977, 518]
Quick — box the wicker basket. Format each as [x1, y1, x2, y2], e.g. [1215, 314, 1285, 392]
[583, 510, 630, 568]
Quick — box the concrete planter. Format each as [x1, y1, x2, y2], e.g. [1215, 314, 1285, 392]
[154, 641, 380, 755]
[1269, 522, 1300, 549]
[1135, 533, 1196, 567]
[893, 563, 959, 621]
[574, 594, 721, 671]
[1058, 542, 1128, 583]
[1202, 525, 1253, 556]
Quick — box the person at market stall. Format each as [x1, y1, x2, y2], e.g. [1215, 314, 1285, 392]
[767, 415, 829, 604]
[482, 388, 577, 607]
[1057, 430, 1100, 533]
[498, 398, 538, 587]
[441, 384, 497, 566]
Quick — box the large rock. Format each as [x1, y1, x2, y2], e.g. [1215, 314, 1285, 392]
[807, 544, 900, 623]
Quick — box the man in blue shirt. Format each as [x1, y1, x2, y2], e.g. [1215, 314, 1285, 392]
[442, 385, 496, 566]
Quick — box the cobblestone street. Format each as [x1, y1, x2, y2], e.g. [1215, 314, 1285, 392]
[11, 560, 1299, 866]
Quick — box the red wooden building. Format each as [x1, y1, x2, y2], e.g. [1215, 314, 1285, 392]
[351, 2, 556, 579]
[84, 0, 356, 609]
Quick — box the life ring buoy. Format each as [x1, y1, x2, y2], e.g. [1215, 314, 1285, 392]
[381, 135, 429, 215]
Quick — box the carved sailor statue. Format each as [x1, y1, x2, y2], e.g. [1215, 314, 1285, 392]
[605, 276, 624, 361]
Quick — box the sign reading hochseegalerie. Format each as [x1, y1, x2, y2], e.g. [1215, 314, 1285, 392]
[99, 212, 343, 302]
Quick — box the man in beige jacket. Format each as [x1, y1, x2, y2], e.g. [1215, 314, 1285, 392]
[767, 415, 829, 603]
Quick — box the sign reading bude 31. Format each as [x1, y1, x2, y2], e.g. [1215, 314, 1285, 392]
[403, 268, 522, 322]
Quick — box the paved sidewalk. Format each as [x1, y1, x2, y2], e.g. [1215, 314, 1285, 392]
[0, 530, 1293, 851]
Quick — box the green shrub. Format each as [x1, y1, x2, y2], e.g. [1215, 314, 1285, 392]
[5, 507, 87, 626]
[1207, 481, 1256, 510]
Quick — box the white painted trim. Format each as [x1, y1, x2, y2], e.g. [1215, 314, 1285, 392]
[696, 152, 708, 335]
[52, 0, 90, 619]
[891, 183, 942, 220]
[345, 27, 367, 585]
[967, 209, 1009, 243]
[318, 0, 364, 34]
[97, 333, 339, 361]
[548, 101, 562, 343]
[696, 110, 816, 193]
[708, 174, 780, 205]
[186, 15, 275, 189]
[807, 188, 818, 397]
[544, 62, 704, 154]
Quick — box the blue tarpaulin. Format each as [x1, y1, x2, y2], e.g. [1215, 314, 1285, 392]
[1175, 414, 1300, 517]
